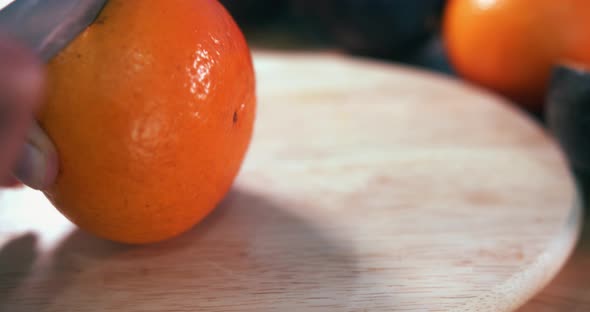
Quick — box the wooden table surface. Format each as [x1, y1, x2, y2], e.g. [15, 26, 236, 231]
[0, 51, 582, 311]
[517, 178, 590, 312]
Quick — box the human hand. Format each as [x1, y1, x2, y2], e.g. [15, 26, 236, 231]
[0, 32, 57, 190]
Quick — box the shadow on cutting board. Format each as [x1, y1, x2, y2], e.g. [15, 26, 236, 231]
[2, 188, 363, 311]
[0, 233, 38, 304]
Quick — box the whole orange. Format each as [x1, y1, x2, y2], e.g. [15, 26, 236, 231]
[38, 0, 256, 244]
[443, 0, 590, 110]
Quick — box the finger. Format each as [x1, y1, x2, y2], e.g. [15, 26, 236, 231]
[12, 122, 59, 190]
[0, 32, 44, 183]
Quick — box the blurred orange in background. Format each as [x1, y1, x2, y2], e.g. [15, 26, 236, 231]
[443, 0, 590, 111]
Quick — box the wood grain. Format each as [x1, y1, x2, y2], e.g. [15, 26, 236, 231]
[0, 51, 581, 311]
[517, 184, 590, 312]
[517, 221, 590, 312]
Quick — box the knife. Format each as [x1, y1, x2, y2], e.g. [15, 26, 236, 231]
[0, 0, 107, 62]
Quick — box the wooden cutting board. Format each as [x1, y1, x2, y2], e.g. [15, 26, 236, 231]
[0, 51, 582, 312]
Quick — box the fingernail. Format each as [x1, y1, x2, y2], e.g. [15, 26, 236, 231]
[13, 142, 49, 190]
[13, 122, 59, 190]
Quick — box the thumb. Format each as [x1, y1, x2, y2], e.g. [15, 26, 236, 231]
[0, 33, 55, 189]
[0, 32, 45, 187]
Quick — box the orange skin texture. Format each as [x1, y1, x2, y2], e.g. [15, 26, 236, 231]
[443, 0, 590, 110]
[38, 0, 256, 244]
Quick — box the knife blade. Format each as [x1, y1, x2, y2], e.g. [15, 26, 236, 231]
[0, 0, 106, 62]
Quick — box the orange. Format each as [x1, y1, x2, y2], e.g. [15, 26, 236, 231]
[443, 0, 590, 110]
[38, 0, 256, 244]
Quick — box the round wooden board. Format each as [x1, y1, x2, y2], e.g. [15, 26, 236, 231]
[0, 51, 582, 312]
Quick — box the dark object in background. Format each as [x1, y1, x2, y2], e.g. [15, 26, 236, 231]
[547, 64, 590, 175]
[219, 0, 288, 28]
[289, 0, 446, 59]
[402, 34, 455, 76]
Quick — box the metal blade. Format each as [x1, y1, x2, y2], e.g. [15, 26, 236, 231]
[0, 0, 106, 62]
